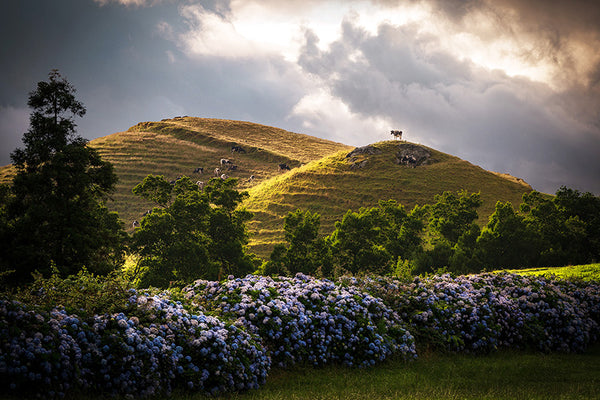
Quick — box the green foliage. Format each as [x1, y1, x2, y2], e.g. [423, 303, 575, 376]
[328, 200, 424, 276]
[521, 187, 600, 266]
[7, 267, 134, 317]
[131, 176, 256, 287]
[263, 209, 332, 277]
[477, 201, 541, 269]
[428, 190, 482, 245]
[0, 71, 126, 284]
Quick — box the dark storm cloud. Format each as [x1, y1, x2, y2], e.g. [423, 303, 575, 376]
[298, 19, 600, 194]
[1, 0, 598, 195]
[0, 0, 305, 166]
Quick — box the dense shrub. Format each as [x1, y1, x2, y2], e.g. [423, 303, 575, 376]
[351, 273, 600, 354]
[0, 291, 269, 398]
[2, 271, 599, 399]
[185, 273, 417, 368]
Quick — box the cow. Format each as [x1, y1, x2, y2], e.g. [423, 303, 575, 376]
[391, 130, 403, 140]
[193, 167, 204, 174]
[226, 164, 238, 171]
[220, 174, 229, 180]
[231, 145, 246, 153]
[132, 220, 140, 228]
[214, 167, 221, 177]
[196, 181, 204, 190]
[220, 158, 233, 166]
[142, 210, 151, 217]
[247, 175, 255, 182]
[278, 163, 291, 171]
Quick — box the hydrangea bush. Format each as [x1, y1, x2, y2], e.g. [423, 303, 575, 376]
[351, 273, 600, 354]
[185, 273, 417, 368]
[0, 291, 269, 398]
[2, 271, 599, 399]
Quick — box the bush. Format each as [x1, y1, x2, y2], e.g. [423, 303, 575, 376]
[185, 274, 416, 368]
[0, 290, 270, 398]
[352, 273, 600, 354]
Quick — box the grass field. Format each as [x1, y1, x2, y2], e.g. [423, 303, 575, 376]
[500, 263, 600, 282]
[52, 346, 595, 400]
[216, 347, 600, 400]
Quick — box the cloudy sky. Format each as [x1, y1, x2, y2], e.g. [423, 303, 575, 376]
[1, 0, 599, 195]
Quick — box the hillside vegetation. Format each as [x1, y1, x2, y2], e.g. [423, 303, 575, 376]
[0, 117, 533, 257]
[67, 117, 350, 230]
[244, 141, 532, 256]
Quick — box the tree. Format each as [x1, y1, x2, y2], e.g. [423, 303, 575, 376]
[0, 70, 126, 283]
[428, 190, 482, 245]
[131, 176, 256, 287]
[520, 187, 599, 266]
[477, 201, 541, 269]
[264, 209, 332, 277]
[328, 200, 424, 276]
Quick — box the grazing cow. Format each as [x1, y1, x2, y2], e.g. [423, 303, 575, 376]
[193, 167, 204, 174]
[231, 145, 246, 153]
[247, 175, 255, 182]
[142, 210, 151, 217]
[220, 158, 233, 166]
[132, 220, 140, 228]
[391, 130, 403, 140]
[169, 180, 176, 185]
[196, 181, 204, 190]
[214, 167, 221, 177]
[278, 163, 291, 171]
[220, 174, 229, 180]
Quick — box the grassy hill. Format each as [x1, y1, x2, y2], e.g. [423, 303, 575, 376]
[244, 141, 532, 256]
[0, 117, 533, 258]
[89, 117, 352, 231]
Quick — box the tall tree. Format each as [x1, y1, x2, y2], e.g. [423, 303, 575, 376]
[0, 70, 126, 283]
[328, 200, 424, 275]
[131, 176, 256, 287]
[477, 201, 541, 269]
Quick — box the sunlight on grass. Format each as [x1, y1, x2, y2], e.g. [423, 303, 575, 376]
[499, 263, 600, 282]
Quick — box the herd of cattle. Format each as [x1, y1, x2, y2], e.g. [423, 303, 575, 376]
[133, 145, 293, 228]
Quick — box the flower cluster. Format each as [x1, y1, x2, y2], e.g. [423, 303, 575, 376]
[185, 273, 416, 368]
[351, 273, 600, 354]
[0, 291, 269, 398]
[3, 271, 598, 399]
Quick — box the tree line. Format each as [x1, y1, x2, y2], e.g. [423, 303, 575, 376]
[1, 71, 598, 288]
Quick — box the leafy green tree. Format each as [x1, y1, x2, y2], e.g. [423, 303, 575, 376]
[328, 200, 424, 275]
[414, 191, 482, 274]
[0, 70, 126, 283]
[477, 201, 541, 269]
[264, 209, 332, 277]
[131, 176, 255, 287]
[428, 190, 482, 245]
[521, 187, 599, 266]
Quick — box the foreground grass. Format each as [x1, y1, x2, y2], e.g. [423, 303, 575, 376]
[30, 346, 598, 400]
[167, 346, 600, 400]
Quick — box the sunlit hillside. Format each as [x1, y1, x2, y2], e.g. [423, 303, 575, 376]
[0, 117, 534, 259]
[87, 117, 352, 230]
[244, 141, 533, 257]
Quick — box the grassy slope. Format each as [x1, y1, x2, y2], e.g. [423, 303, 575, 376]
[0, 118, 533, 258]
[244, 141, 532, 257]
[88, 117, 351, 231]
